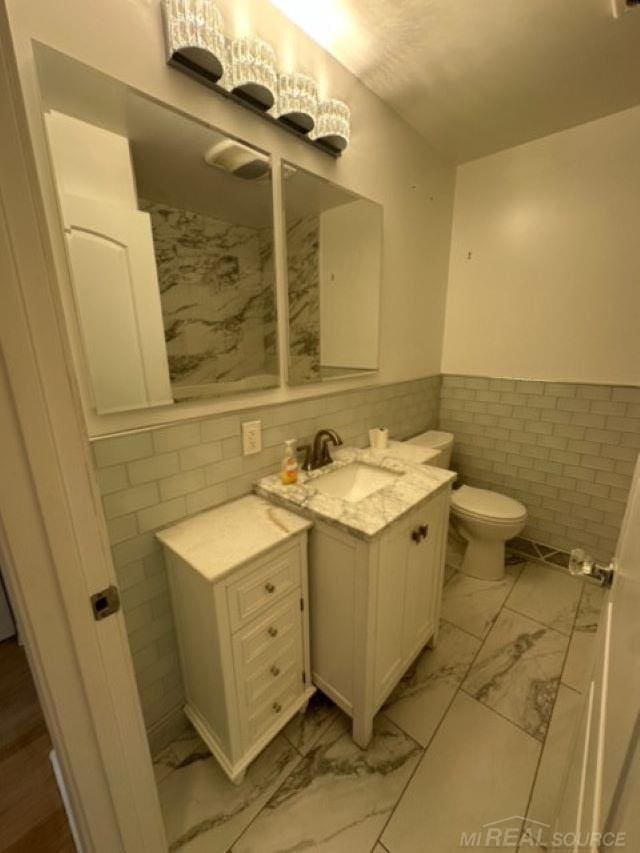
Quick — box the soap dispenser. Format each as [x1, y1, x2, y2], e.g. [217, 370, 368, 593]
[280, 438, 299, 485]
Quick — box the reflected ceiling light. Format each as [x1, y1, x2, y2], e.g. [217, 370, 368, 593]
[162, 0, 227, 82]
[277, 73, 318, 133]
[229, 36, 278, 111]
[311, 99, 350, 152]
[268, 0, 351, 50]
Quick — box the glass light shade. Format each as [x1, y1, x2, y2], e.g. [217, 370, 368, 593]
[162, 0, 227, 82]
[276, 73, 318, 133]
[310, 99, 350, 151]
[229, 37, 278, 111]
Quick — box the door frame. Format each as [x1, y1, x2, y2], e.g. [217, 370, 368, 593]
[0, 9, 166, 851]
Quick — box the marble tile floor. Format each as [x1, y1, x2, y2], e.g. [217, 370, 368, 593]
[154, 557, 605, 853]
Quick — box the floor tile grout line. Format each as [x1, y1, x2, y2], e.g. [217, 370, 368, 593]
[462, 557, 557, 853]
[224, 711, 348, 851]
[439, 614, 486, 642]
[371, 578, 510, 851]
[444, 557, 551, 852]
[501, 602, 578, 639]
[515, 577, 588, 852]
[458, 684, 546, 745]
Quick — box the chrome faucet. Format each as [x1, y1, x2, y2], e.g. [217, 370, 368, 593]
[298, 429, 343, 471]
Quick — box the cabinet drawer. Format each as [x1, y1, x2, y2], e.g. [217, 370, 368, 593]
[226, 544, 300, 630]
[245, 671, 302, 744]
[233, 591, 301, 669]
[237, 635, 302, 707]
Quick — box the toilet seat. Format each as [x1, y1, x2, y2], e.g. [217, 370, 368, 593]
[451, 485, 527, 524]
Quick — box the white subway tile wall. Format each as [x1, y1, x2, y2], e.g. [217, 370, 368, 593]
[92, 377, 441, 735]
[439, 376, 640, 562]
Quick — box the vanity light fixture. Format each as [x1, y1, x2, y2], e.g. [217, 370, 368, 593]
[276, 73, 318, 133]
[161, 0, 351, 153]
[229, 37, 278, 111]
[311, 99, 351, 152]
[162, 0, 227, 83]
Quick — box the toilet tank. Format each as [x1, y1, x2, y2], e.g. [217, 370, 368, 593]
[404, 430, 454, 469]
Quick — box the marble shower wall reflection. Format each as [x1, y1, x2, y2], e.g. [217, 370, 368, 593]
[283, 163, 382, 387]
[143, 201, 278, 400]
[287, 214, 321, 384]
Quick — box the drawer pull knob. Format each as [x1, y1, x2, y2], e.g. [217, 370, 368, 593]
[270, 665, 280, 677]
[265, 582, 276, 594]
[411, 528, 421, 543]
[419, 524, 429, 540]
[268, 626, 278, 638]
[272, 702, 282, 713]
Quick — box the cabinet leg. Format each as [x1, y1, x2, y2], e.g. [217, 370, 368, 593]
[352, 714, 373, 749]
[298, 700, 309, 716]
[230, 769, 246, 786]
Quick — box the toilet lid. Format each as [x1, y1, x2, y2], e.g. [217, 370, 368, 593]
[406, 430, 453, 450]
[451, 485, 527, 522]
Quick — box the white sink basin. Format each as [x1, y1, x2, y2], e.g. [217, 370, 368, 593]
[313, 463, 400, 503]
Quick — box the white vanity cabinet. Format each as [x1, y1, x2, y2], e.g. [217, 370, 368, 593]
[309, 486, 450, 747]
[157, 495, 315, 784]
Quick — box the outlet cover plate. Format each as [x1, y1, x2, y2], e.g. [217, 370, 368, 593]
[242, 420, 262, 455]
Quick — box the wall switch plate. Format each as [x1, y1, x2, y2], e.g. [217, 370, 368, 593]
[242, 420, 262, 455]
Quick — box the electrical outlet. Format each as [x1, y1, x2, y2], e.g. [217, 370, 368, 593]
[242, 420, 262, 455]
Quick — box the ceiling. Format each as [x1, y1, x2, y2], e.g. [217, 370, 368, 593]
[271, 0, 640, 163]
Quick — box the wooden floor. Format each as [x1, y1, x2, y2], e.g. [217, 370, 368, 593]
[0, 637, 75, 852]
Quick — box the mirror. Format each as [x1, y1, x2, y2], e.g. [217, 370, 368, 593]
[282, 163, 382, 385]
[34, 45, 279, 414]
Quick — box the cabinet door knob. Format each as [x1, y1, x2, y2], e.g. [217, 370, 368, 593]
[419, 524, 429, 540]
[411, 528, 421, 543]
[272, 702, 282, 713]
[265, 582, 276, 594]
[268, 626, 278, 638]
[270, 665, 280, 677]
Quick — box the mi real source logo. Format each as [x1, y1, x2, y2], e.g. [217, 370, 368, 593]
[459, 816, 626, 848]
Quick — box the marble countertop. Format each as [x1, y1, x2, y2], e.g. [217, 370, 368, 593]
[254, 446, 456, 541]
[156, 494, 312, 582]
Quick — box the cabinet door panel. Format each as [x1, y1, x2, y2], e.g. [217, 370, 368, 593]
[374, 515, 412, 703]
[403, 498, 442, 661]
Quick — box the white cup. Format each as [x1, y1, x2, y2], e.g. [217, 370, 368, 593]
[369, 427, 389, 449]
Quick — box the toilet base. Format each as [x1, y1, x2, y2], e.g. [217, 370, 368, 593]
[460, 538, 506, 581]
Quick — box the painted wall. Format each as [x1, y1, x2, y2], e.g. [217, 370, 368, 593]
[442, 105, 640, 386]
[320, 200, 381, 370]
[6, 0, 455, 437]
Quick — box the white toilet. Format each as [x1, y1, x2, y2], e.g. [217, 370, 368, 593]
[404, 430, 527, 580]
[449, 486, 527, 581]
